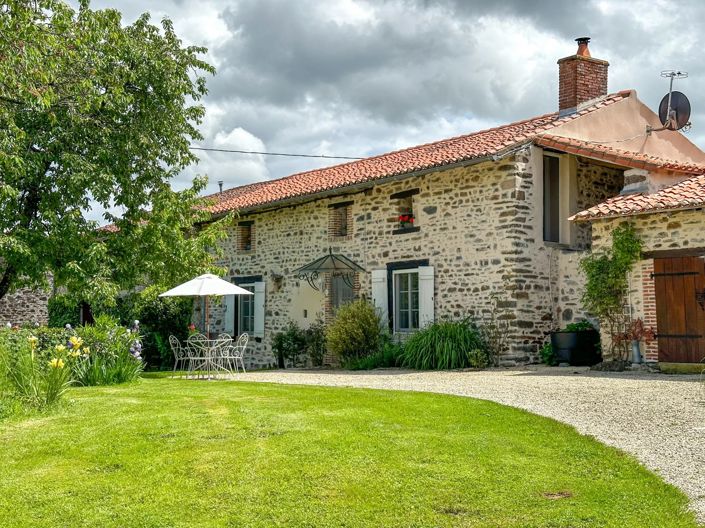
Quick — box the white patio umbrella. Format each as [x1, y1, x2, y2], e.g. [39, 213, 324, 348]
[159, 273, 253, 338]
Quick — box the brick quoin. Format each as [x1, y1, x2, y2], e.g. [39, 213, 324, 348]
[641, 259, 659, 361]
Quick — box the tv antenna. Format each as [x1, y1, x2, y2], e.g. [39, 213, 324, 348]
[648, 70, 691, 133]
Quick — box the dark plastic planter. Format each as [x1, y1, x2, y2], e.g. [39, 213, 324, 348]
[550, 330, 601, 366]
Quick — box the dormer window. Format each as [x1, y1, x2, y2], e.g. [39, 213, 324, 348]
[238, 221, 254, 252]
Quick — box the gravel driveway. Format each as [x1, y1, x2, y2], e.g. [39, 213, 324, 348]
[235, 366, 705, 522]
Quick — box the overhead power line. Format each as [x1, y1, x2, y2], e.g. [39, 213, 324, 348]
[190, 146, 364, 160]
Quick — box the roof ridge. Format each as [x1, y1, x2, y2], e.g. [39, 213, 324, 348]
[202, 90, 632, 213]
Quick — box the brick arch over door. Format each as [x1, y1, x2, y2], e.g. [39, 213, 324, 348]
[653, 256, 705, 363]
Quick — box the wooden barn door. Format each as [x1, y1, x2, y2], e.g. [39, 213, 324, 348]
[653, 257, 705, 363]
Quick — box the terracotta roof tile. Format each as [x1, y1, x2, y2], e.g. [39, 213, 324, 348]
[571, 173, 705, 221]
[534, 134, 705, 175]
[205, 92, 631, 214]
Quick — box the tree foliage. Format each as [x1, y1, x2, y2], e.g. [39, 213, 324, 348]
[0, 0, 227, 305]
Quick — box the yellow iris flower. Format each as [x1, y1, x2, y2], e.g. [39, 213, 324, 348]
[48, 358, 65, 369]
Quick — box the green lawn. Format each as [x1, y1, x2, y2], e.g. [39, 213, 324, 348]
[0, 378, 698, 528]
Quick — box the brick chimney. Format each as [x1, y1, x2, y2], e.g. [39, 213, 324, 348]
[558, 37, 609, 115]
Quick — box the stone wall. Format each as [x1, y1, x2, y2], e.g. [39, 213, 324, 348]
[205, 147, 626, 368]
[574, 160, 624, 250]
[502, 147, 623, 357]
[0, 286, 50, 326]
[591, 208, 705, 362]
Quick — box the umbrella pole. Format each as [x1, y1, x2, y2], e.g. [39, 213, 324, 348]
[205, 295, 210, 339]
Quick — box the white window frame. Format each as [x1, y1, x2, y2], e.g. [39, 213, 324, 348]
[238, 283, 255, 334]
[392, 269, 420, 333]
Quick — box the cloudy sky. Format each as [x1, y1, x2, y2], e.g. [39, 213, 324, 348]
[83, 0, 705, 218]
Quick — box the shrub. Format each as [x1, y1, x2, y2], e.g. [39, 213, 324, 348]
[345, 339, 403, 370]
[304, 318, 327, 367]
[539, 342, 557, 366]
[272, 321, 308, 367]
[72, 315, 144, 385]
[399, 319, 488, 370]
[272, 318, 328, 368]
[109, 286, 192, 370]
[47, 294, 81, 328]
[326, 300, 383, 363]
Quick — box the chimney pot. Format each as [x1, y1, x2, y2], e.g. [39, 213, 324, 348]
[575, 36, 591, 57]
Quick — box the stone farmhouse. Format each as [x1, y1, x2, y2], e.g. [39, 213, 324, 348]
[5, 38, 705, 369]
[200, 38, 705, 368]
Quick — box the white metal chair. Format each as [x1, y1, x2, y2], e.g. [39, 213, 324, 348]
[231, 333, 249, 373]
[211, 335, 233, 375]
[169, 335, 186, 374]
[186, 333, 209, 378]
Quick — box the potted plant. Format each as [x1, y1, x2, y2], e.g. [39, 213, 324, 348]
[550, 320, 601, 366]
[610, 318, 655, 364]
[398, 213, 415, 229]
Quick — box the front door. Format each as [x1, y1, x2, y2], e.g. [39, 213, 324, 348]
[654, 256, 705, 363]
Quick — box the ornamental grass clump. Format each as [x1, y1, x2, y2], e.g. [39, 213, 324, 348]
[399, 319, 489, 370]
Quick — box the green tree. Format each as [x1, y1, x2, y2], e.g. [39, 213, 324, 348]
[0, 0, 227, 307]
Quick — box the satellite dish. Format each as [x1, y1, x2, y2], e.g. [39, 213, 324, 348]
[658, 90, 691, 130]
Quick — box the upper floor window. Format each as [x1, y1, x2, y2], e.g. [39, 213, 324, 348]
[543, 155, 560, 243]
[390, 189, 419, 233]
[328, 201, 352, 238]
[238, 221, 254, 252]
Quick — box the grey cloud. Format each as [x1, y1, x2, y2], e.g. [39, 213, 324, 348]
[76, 0, 705, 219]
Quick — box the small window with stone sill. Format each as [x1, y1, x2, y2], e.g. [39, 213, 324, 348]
[390, 189, 419, 234]
[238, 221, 254, 252]
[328, 201, 352, 238]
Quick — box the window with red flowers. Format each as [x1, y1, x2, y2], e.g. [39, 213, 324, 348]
[390, 189, 419, 233]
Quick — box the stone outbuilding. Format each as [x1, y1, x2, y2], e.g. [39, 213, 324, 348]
[572, 174, 705, 367]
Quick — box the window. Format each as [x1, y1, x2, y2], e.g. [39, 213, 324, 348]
[397, 195, 414, 229]
[390, 189, 419, 233]
[393, 271, 419, 332]
[331, 274, 354, 309]
[238, 221, 254, 251]
[238, 284, 255, 333]
[543, 155, 560, 243]
[328, 202, 352, 238]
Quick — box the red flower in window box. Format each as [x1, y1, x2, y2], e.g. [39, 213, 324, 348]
[398, 214, 415, 228]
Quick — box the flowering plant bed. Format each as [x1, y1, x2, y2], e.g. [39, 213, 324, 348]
[0, 316, 143, 414]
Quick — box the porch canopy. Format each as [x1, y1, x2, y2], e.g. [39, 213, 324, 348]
[294, 248, 365, 290]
